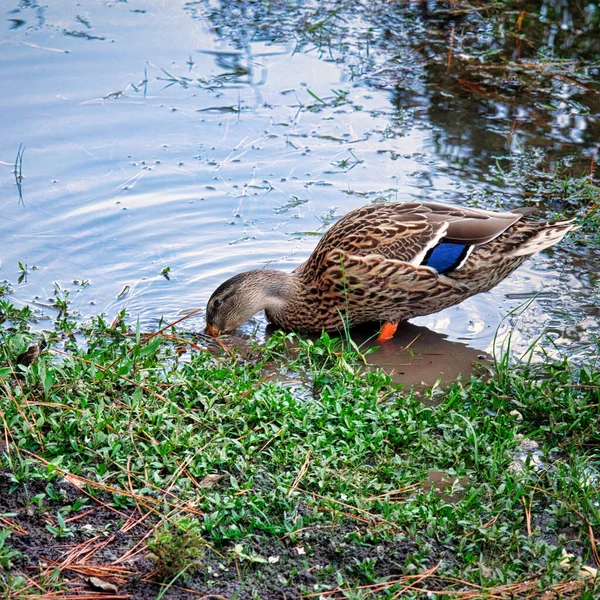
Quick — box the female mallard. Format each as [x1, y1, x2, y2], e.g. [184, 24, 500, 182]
[205, 201, 576, 341]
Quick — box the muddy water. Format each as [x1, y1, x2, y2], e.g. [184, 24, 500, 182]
[1, 0, 598, 385]
[342, 324, 488, 389]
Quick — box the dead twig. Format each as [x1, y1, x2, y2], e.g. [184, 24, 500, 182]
[364, 483, 419, 502]
[288, 451, 311, 497]
[0, 515, 28, 535]
[446, 26, 455, 73]
[297, 487, 399, 530]
[522, 495, 532, 536]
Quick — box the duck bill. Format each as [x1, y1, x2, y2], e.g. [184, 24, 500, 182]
[205, 323, 220, 336]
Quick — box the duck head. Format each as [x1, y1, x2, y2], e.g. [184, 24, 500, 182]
[205, 269, 293, 335]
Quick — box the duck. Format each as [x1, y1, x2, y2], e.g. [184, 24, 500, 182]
[205, 201, 576, 341]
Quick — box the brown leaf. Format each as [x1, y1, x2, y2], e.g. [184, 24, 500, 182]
[16, 345, 41, 367]
[88, 577, 119, 593]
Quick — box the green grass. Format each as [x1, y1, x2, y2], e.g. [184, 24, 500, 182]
[2, 0, 598, 595]
[1, 305, 599, 597]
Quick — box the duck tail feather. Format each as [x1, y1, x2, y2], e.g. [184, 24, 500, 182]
[509, 219, 578, 257]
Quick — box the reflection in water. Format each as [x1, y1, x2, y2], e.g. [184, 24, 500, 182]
[0, 0, 597, 376]
[261, 321, 486, 390]
[350, 323, 487, 389]
[425, 470, 471, 503]
[402, 0, 600, 168]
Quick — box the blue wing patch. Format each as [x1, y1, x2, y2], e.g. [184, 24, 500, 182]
[423, 242, 469, 274]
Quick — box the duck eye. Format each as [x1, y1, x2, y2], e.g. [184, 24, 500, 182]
[213, 298, 223, 308]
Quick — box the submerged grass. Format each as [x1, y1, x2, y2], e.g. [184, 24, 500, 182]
[0, 301, 599, 598]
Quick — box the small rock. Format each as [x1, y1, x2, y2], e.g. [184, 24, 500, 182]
[560, 550, 598, 579]
[509, 410, 523, 422]
[198, 474, 225, 488]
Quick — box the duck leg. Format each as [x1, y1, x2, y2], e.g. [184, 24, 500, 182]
[377, 321, 398, 342]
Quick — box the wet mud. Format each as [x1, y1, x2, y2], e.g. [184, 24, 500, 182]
[0, 469, 437, 599]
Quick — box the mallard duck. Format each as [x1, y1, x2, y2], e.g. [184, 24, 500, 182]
[205, 201, 576, 341]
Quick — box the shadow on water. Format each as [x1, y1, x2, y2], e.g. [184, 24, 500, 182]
[242, 321, 487, 391]
[345, 323, 488, 390]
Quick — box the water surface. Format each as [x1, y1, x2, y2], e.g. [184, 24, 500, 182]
[1, 0, 598, 383]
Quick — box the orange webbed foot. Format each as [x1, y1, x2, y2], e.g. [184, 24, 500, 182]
[377, 321, 398, 342]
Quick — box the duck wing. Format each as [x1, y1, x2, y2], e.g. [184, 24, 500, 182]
[298, 202, 523, 279]
[319, 249, 449, 299]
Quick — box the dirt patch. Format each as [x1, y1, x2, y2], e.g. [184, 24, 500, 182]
[1, 470, 430, 599]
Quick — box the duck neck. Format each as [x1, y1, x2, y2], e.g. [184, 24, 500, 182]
[238, 269, 294, 319]
[251, 269, 296, 326]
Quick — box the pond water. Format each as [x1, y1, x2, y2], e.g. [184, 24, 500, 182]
[1, 0, 598, 385]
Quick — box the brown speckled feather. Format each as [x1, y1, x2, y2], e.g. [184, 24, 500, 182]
[206, 201, 577, 336]
[264, 202, 576, 332]
[295, 202, 520, 280]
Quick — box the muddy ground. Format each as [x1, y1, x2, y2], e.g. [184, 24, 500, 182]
[1, 469, 443, 599]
